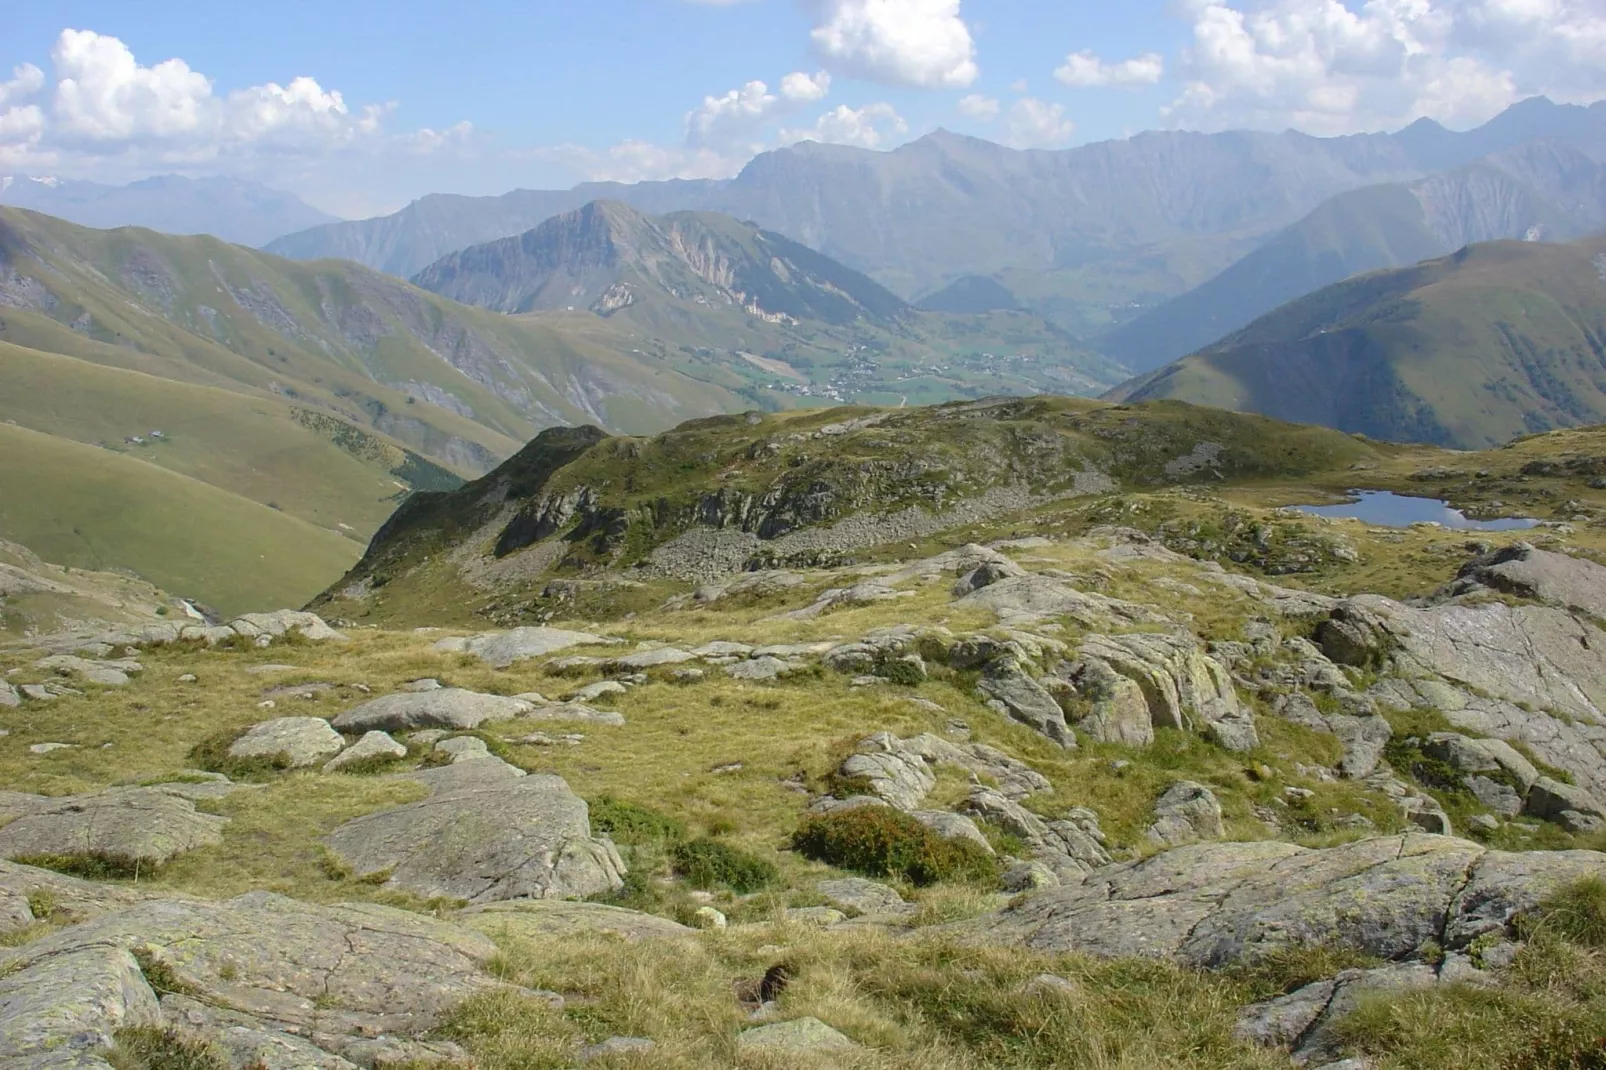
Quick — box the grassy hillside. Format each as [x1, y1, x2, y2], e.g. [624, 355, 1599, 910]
[0, 341, 461, 537]
[0, 206, 754, 465]
[0, 422, 359, 615]
[1112, 237, 1606, 448]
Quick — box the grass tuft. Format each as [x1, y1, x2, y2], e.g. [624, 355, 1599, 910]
[670, 838, 780, 894]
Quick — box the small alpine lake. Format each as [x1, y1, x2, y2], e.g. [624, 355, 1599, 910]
[1291, 490, 1540, 531]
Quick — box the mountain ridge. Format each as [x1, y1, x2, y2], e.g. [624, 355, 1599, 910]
[1109, 235, 1606, 448]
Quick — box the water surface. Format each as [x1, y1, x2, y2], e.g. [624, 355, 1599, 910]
[1291, 490, 1539, 531]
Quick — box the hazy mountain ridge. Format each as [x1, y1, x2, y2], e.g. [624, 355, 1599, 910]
[266, 100, 1606, 334]
[0, 174, 339, 247]
[1100, 137, 1606, 372]
[409, 199, 1129, 405]
[1110, 235, 1606, 448]
[412, 200, 910, 327]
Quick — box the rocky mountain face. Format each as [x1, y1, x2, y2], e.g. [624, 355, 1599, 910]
[6, 396, 1606, 1067]
[412, 200, 910, 327]
[0, 174, 338, 247]
[1101, 139, 1606, 372]
[267, 98, 1606, 335]
[1111, 235, 1606, 448]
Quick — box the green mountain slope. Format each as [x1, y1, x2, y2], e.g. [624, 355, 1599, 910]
[0, 206, 753, 466]
[1111, 237, 1606, 448]
[0, 341, 460, 537]
[411, 201, 1128, 405]
[1101, 140, 1606, 372]
[0, 422, 359, 615]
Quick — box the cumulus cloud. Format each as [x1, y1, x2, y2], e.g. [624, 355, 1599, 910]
[804, 0, 978, 88]
[0, 64, 45, 108]
[686, 71, 833, 151]
[1166, 0, 1606, 134]
[780, 70, 833, 103]
[957, 93, 1000, 119]
[1001, 98, 1076, 149]
[1055, 50, 1165, 88]
[780, 101, 909, 148]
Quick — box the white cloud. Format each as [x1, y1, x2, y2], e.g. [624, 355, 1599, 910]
[1054, 50, 1165, 88]
[686, 71, 833, 151]
[1000, 97, 1076, 148]
[780, 102, 909, 148]
[780, 70, 832, 103]
[1166, 0, 1606, 134]
[957, 93, 1000, 119]
[0, 64, 45, 108]
[804, 0, 978, 88]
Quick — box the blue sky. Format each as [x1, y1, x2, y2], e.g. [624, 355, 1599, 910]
[2, 0, 1603, 217]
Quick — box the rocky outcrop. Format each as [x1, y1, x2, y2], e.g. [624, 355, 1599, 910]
[1236, 964, 1439, 1064]
[0, 787, 228, 868]
[324, 760, 625, 903]
[433, 626, 612, 668]
[1146, 781, 1225, 846]
[833, 732, 1051, 812]
[1449, 542, 1606, 620]
[323, 730, 408, 772]
[0, 892, 503, 1067]
[1319, 593, 1606, 795]
[978, 656, 1076, 748]
[1073, 633, 1259, 752]
[228, 717, 346, 768]
[952, 834, 1604, 967]
[0, 860, 172, 937]
[331, 688, 535, 733]
[960, 788, 1111, 876]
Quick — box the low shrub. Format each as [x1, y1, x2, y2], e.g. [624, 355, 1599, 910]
[186, 728, 292, 781]
[589, 796, 686, 845]
[792, 806, 999, 887]
[670, 838, 779, 893]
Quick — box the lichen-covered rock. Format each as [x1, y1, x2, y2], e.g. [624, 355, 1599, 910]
[0, 891, 501, 1046]
[978, 656, 1075, 748]
[458, 900, 696, 941]
[736, 1017, 860, 1054]
[1079, 632, 1257, 751]
[33, 654, 142, 687]
[817, 878, 912, 916]
[1525, 776, 1606, 820]
[324, 760, 625, 903]
[833, 732, 1052, 812]
[0, 860, 173, 936]
[1146, 781, 1224, 846]
[227, 610, 346, 643]
[432, 626, 611, 668]
[323, 730, 407, 772]
[953, 835, 1605, 969]
[0, 787, 227, 867]
[960, 787, 1110, 876]
[0, 946, 159, 1066]
[331, 689, 534, 733]
[228, 717, 345, 768]
[1450, 542, 1606, 620]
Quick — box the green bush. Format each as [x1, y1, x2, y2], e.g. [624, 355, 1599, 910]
[670, 838, 779, 893]
[186, 728, 292, 781]
[589, 796, 686, 845]
[792, 806, 999, 887]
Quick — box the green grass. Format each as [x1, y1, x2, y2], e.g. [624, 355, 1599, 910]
[0, 421, 359, 615]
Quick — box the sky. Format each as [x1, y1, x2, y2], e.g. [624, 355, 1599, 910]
[2, 0, 1604, 219]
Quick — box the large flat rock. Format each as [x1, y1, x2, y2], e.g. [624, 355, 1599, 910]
[952, 834, 1606, 967]
[331, 688, 534, 733]
[324, 761, 625, 904]
[0, 891, 501, 1064]
[433, 627, 612, 668]
[0, 787, 227, 867]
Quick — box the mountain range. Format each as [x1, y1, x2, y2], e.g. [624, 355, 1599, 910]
[1102, 137, 1606, 372]
[266, 98, 1606, 339]
[1112, 235, 1606, 448]
[0, 174, 339, 247]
